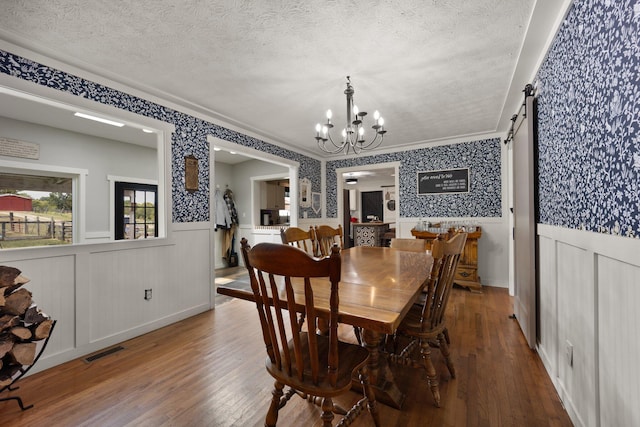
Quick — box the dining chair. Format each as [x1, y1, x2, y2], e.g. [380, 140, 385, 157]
[239, 238, 380, 427]
[385, 232, 467, 408]
[389, 237, 428, 252]
[392, 234, 454, 344]
[314, 224, 344, 257]
[280, 226, 317, 256]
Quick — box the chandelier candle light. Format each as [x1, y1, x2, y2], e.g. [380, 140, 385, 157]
[315, 76, 386, 154]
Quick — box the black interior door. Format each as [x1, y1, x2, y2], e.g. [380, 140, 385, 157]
[361, 191, 383, 222]
[343, 189, 352, 248]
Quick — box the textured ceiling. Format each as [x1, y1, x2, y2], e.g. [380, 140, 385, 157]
[0, 1, 565, 158]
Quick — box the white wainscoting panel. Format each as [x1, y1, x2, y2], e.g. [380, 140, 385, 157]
[537, 224, 640, 427]
[0, 226, 213, 374]
[89, 243, 177, 341]
[597, 255, 640, 427]
[556, 241, 596, 427]
[537, 235, 558, 381]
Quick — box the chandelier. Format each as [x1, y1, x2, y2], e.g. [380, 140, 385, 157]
[315, 76, 386, 154]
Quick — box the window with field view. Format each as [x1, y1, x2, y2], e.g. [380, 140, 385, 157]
[0, 173, 73, 249]
[114, 182, 158, 240]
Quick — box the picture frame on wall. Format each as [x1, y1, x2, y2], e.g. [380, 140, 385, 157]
[417, 168, 469, 195]
[300, 177, 312, 208]
[311, 192, 321, 214]
[185, 155, 199, 193]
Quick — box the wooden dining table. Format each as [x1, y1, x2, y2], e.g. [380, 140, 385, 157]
[216, 245, 433, 409]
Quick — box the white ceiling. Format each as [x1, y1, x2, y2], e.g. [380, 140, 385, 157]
[0, 1, 568, 159]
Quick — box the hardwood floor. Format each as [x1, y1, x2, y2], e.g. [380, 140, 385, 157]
[0, 280, 572, 426]
[214, 266, 252, 306]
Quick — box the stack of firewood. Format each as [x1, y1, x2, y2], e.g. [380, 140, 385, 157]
[0, 266, 53, 389]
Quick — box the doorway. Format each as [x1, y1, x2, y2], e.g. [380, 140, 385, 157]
[336, 162, 400, 245]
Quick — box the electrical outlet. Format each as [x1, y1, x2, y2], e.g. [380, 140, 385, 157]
[565, 340, 573, 367]
[144, 289, 152, 300]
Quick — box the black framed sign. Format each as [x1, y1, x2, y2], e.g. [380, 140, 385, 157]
[417, 168, 469, 195]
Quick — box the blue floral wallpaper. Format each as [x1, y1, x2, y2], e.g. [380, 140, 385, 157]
[0, 50, 322, 222]
[326, 138, 502, 218]
[536, 0, 640, 238]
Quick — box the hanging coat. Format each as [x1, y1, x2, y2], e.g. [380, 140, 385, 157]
[214, 188, 231, 230]
[221, 188, 239, 262]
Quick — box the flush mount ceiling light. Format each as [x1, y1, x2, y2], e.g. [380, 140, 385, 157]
[315, 76, 386, 155]
[346, 178, 358, 184]
[74, 112, 124, 127]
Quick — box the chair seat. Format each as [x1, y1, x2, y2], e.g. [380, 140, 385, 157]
[266, 332, 370, 397]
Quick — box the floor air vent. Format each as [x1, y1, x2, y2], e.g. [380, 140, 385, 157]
[84, 345, 125, 363]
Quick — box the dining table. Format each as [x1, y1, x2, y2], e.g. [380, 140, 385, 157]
[216, 245, 433, 409]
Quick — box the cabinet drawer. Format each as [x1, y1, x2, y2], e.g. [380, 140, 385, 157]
[455, 267, 478, 282]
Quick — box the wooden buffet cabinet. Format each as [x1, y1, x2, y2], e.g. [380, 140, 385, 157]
[411, 227, 482, 292]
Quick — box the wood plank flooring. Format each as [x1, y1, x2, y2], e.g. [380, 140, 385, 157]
[0, 280, 572, 426]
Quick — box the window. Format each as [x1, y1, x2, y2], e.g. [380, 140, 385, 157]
[0, 172, 74, 249]
[114, 182, 158, 240]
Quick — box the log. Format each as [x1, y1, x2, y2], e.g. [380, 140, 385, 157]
[10, 326, 32, 341]
[0, 267, 54, 387]
[24, 305, 49, 324]
[0, 337, 14, 358]
[9, 342, 37, 365]
[0, 266, 23, 287]
[3, 288, 32, 316]
[0, 267, 29, 295]
[0, 314, 20, 332]
[33, 319, 54, 340]
[3, 278, 29, 295]
[0, 363, 21, 386]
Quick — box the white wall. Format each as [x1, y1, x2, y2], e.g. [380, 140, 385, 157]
[537, 224, 640, 427]
[230, 158, 288, 227]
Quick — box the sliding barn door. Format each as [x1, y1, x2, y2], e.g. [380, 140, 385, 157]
[512, 92, 538, 349]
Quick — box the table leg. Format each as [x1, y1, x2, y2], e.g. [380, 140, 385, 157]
[354, 329, 405, 409]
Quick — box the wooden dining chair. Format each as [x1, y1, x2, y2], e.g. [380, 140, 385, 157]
[385, 232, 467, 408]
[390, 237, 428, 252]
[280, 226, 317, 256]
[314, 224, 344, 257]
[239, 238, 380, 427]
